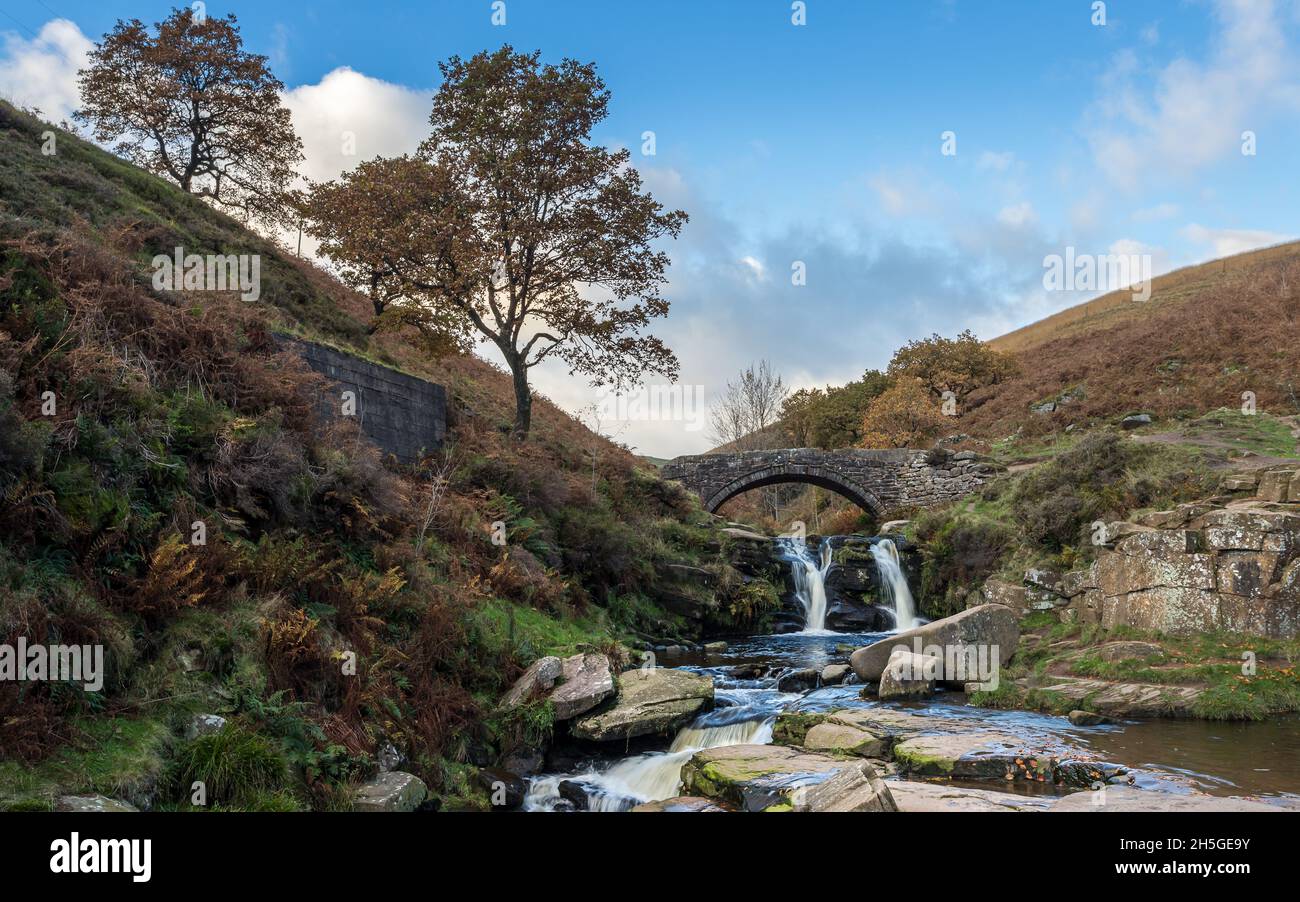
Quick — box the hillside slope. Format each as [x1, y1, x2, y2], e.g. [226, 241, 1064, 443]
[0, 102, 776, 811]
[961, 242, 1300, 440]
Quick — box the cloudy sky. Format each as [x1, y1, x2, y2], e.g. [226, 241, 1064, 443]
[3, 0, 1299, 457]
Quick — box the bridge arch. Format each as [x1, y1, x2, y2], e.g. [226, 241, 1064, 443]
[702, 464, 886, 517]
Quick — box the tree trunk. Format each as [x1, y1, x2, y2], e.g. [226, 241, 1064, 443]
[510, 359, 532, 440]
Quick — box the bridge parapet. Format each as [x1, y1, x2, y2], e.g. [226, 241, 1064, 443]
[661, 447, 1000, 516]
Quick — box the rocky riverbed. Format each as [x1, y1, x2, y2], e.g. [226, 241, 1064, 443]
[508, 627, 1300, 813]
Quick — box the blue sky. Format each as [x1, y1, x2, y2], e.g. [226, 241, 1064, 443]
[3, 1, 1299, 455]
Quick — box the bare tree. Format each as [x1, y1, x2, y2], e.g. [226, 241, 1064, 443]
[709, 360, 788, 451]
[709, 361, 789, 520]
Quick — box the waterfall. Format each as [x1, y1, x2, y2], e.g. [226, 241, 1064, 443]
[776, 536, 833, 633]
[522, 713, 773, 811]
[871, 539, 918, 632]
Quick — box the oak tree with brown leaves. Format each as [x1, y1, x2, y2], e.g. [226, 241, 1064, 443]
[76, 8, 303, 226]
[859, 379, 948, 449]
[304, 47, 686, 439]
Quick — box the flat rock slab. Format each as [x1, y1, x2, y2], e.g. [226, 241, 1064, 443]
[802, 721, 889, 757]
[571, 667, 713, 741]
[549, 653, 615, 721]
[680, 744, 856, 811]
[887, 780, 1056, 812]
[630, 795, 731, 812]
[55, 795, 138, 813]
[353, 771, 428, 812]
[892, 731, 1029, 780]
[1038, 676, 1203, 718]
[1051, 786, 1281, 812]
[790, 760, 897, 812]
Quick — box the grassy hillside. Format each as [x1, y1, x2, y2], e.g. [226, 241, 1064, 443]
[964, 243, 1300, 441]
[0, 102, 777, 811]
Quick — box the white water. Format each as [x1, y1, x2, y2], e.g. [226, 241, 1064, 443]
[522, 714, 773, 811]
[871, 539, 918, 631]
[777, 537, 834, 633]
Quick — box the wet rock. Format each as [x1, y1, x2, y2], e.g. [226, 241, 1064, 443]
[680, 744, 874, 812]
[557, 780, 590, 811]
[776, 667, 819, 692]
[55, 795, 138, 813]
[184, 713, 227, 740]
[353, 772, 428, 812]
[802, 722, 888, 757]
[549, 653, 615, 721]
[876, 648, 937, 701]
[703, 641, 728, 653]
[477, 767, 526, 810]
[502, 750, 545, 777]
[888, 781, 1054, 812]
[727, 663, 766, 680]
[1067, 710, 1116, 726]
[630, 795, 731, 812]
[498, 655, 563, 710]
[819, 663, 850, 685]
[570, 668, 713, 741]
[849, 604, 1019, 683]
[891, 731, 1028, 780]
[790, 760, 897, 812]
[1051, 786, 1281, 812]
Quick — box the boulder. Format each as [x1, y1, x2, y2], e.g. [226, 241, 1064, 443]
[776, 668, 819, 693]
[680, 744, 890, 812]
[55, 795, 138, 813]
[801, 721, 888, 757]
[1067, 710, 1116, 726]
[1120, 414, 1152, 429]
[1220, 473, 1259, 493]
[570, 668, 713, 741]
[549, 653, 615, 721]
[1256, 468, 1297, 503]
[876, 648, 937, 701]
[477, 767, 526, 810]
[850, 604, 1019, 683]
[879, 520, 911, 533]
[557, 780, 590, 811]
[979, 578, 1027, 616]
[184, 713, 227, 740]
[789, 760, 897, 812]
[353, 772, 428, 812]
[819, 663, 850, 685]
[498, 655, 563, 710]
[702, 641, 728, 653]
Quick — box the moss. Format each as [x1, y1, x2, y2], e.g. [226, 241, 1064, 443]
[771, 712, 828, 747]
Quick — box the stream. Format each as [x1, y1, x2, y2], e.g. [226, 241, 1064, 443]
[522, 538, 1300, 811]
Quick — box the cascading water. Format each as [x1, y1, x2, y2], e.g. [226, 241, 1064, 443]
[776, 537, 834, 633]
[522, 709, 773, 811]
[871, 539, 918, 632]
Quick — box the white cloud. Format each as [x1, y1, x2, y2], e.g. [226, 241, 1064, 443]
[976, 150, 1015, 173]
[1085, 0, 1300, 188]
[1132, 202, 1180, 222]
[996, 202, 1036, 228]
[0, 19, 92, 123]
[281, 67, 431, 183]
[1181, 224, 1294, 259]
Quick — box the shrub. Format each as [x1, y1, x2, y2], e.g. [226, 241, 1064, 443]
[169, 723, 289, 807]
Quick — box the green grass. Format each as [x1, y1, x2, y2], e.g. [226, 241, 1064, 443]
[0, 715, 171, 810]
[1172, 408, 1300, 459]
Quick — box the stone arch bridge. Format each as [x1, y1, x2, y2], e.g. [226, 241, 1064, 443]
[660, 448, 1000, 517]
